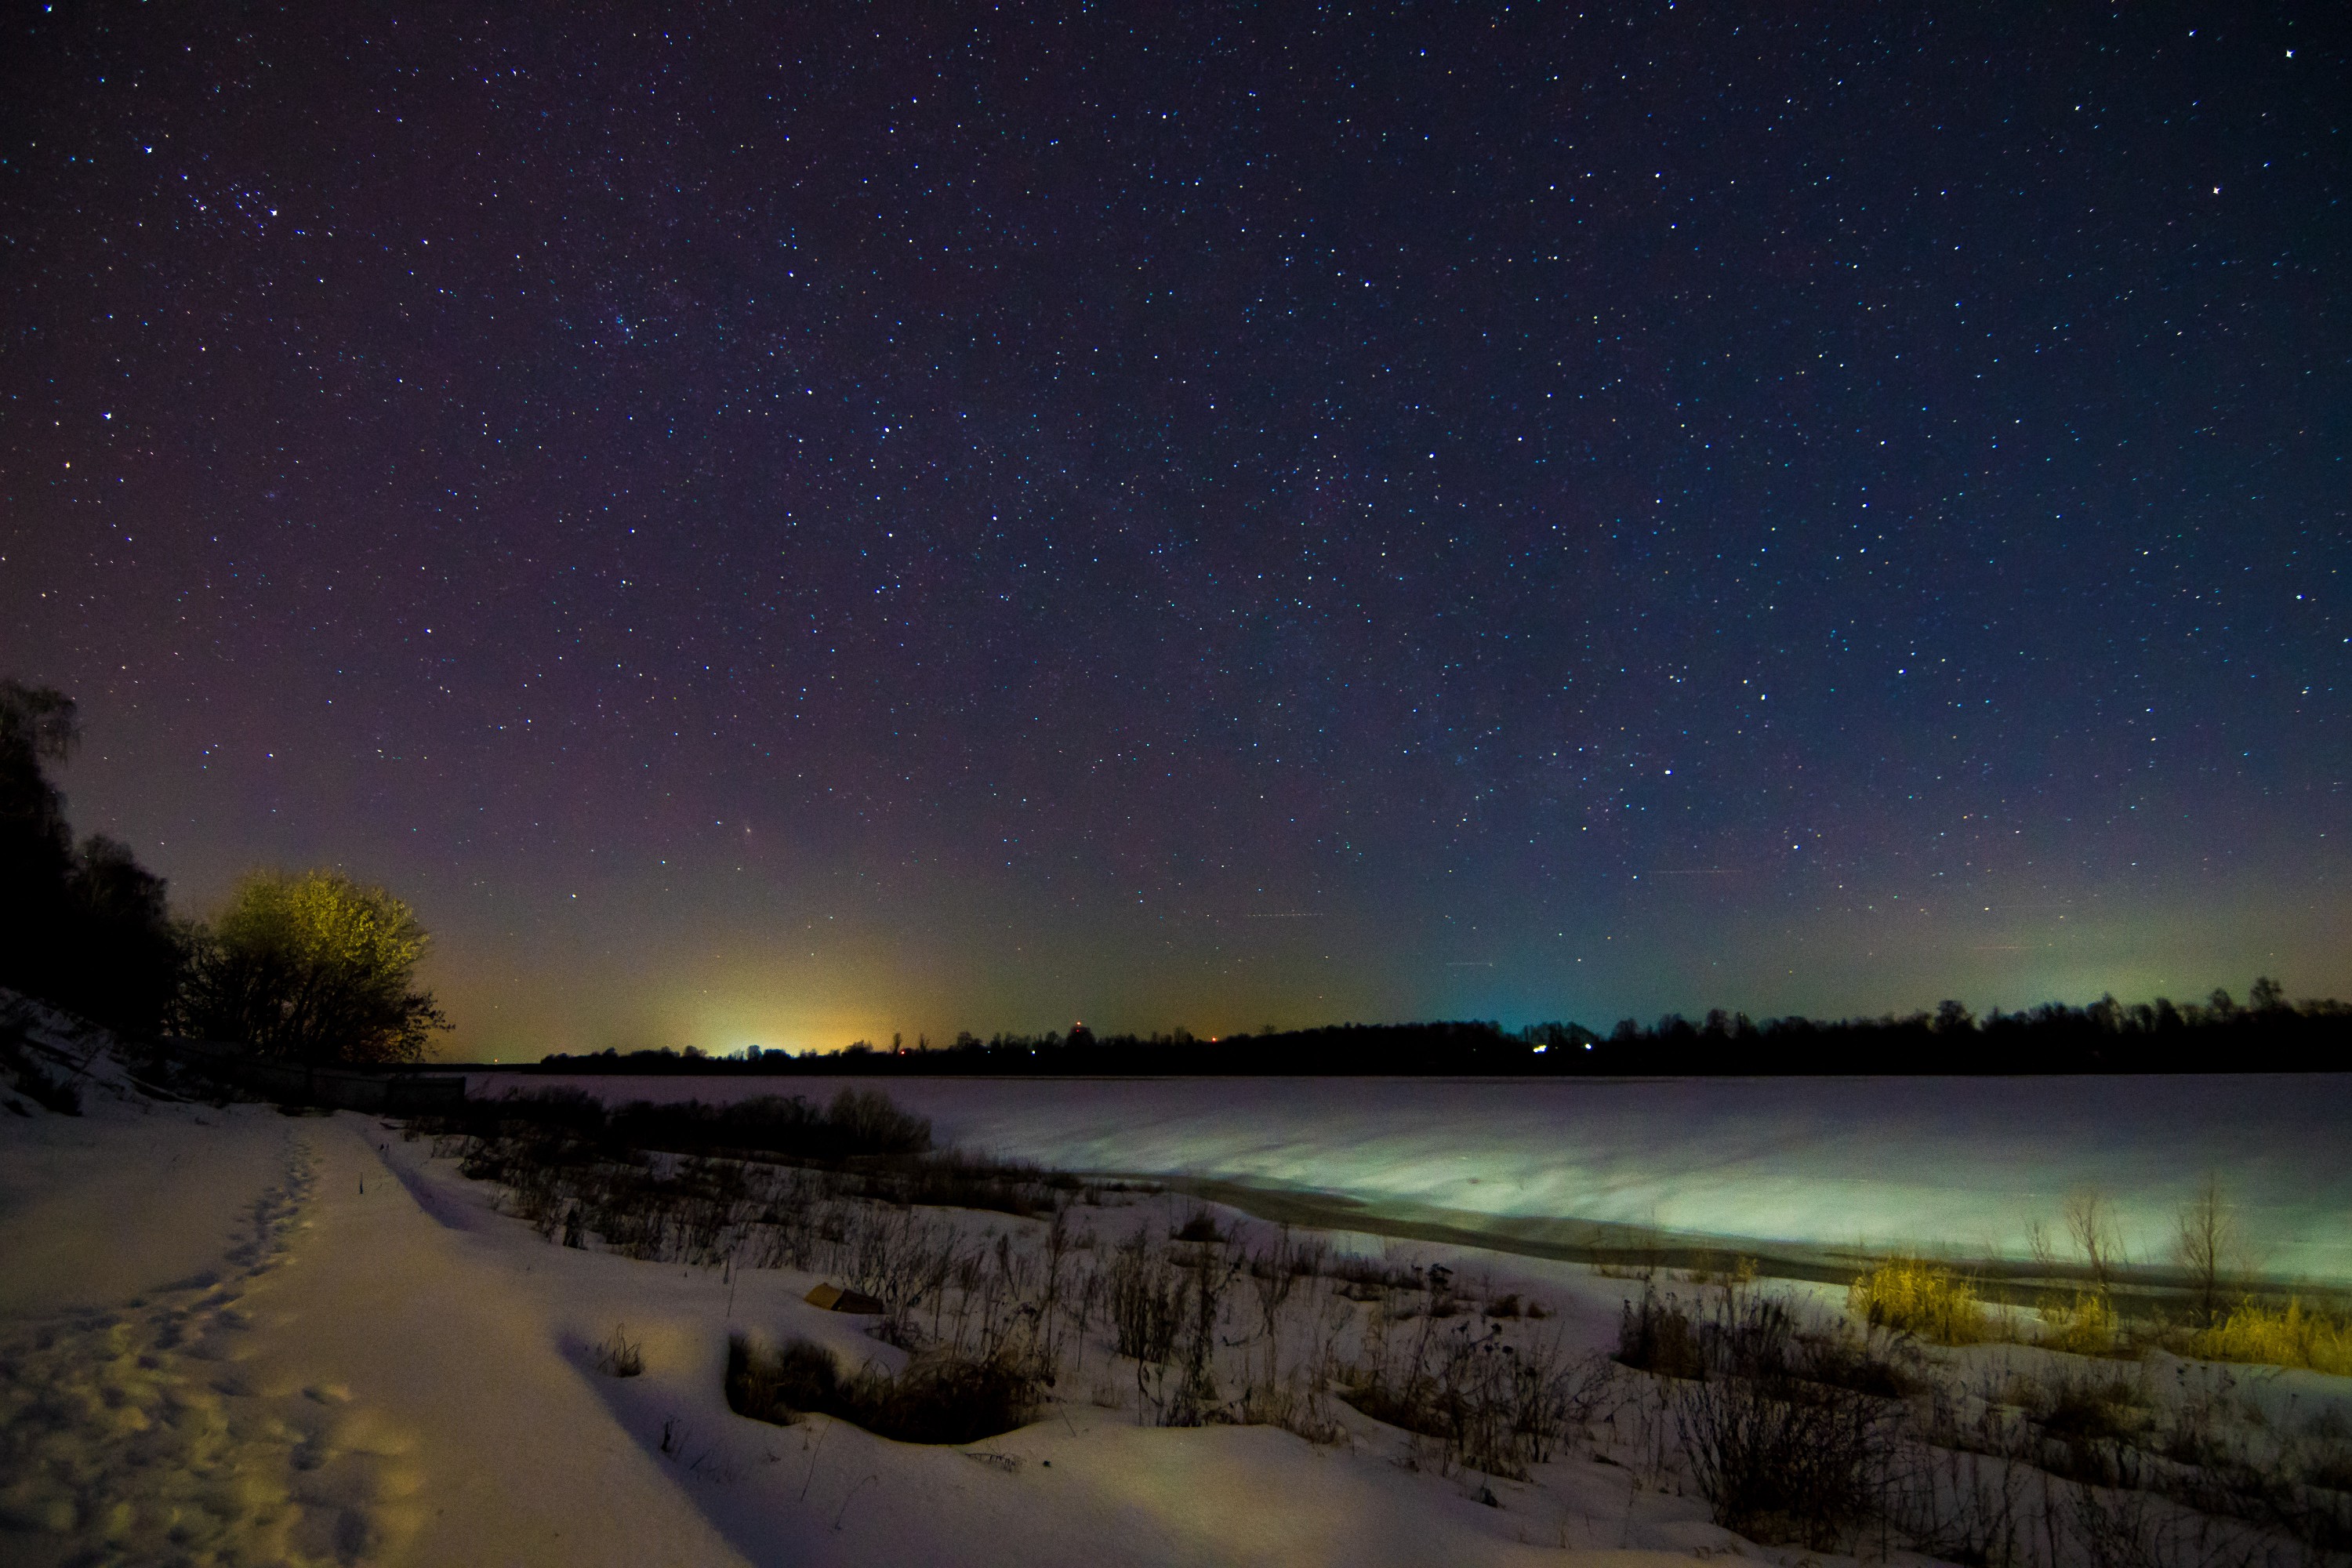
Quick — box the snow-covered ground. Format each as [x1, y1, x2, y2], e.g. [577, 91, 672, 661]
[476, 1073, 2352, 1285]
[0, 1029, 1746, 1567]
[8, 1020, 2347, 1568]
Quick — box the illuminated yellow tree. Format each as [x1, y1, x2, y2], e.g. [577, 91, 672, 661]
[176, 869, 449, 1063]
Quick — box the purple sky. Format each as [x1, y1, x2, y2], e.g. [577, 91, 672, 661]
[5, 5, 2345, 1058]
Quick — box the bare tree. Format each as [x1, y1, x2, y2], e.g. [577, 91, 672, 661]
[2171, 1174, 2234, 1329]
[2027, 1216, 2058, 1275]
[2063, 1189, 2123, 1297]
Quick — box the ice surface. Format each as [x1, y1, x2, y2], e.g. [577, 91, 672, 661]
[478, 1072, 2352, 1283]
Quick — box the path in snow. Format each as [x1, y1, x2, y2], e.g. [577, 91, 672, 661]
[0, 1099, 296, 1321]
[0, 1091, 747, 1568]
[0, 1133, 395, 1566]
[3, 1102, 1701, 1568]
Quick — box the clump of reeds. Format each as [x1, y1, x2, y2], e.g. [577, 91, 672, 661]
[2039, 1290, 2119, 1356]
[2190, 1297, 2352, 1377]
[1847, 1256, 1987, 1345]
[593, 1324, 644, 1377]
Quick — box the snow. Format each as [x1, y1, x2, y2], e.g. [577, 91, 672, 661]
[477, 1072, 2352, 1285]
[0, 1102, 297, 1320]
[0, 1040, 1723, 1567]
[9, 1033, 2343, 1566]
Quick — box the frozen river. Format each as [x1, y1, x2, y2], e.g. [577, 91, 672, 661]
[466, 1072, 2352, 1285]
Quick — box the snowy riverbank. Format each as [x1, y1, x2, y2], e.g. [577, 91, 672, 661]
[474, 1072, 2352, 1286]
[8, 1025, 2348, 1567]
[0, 1038, 1726, 1566]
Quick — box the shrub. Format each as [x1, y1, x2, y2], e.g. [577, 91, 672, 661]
[1672, 1372, 1891, 1551]
[1691, 1254, 1759, 1290]
[891, 1148, 1049, 1215]
[864, 1356, 1040, 1444]
[1339, 1320, 1606, 1480]
[728, 1335, 839, 1422]
[615, 1091, 931, 1162]
[2172, 1174, 2238, 1329]
[1848, 1257, 1986, 1344]
[2300, 1409, 2352, 1494]
[1616, 1287, 1704, 1379]
[593, 1325, 644, 1377]
[1666, 1293, 1899, 1552]
[2031, 1370, 2145, 1446]
[1337, 1371, 1451, 1439]
[2040, 1290, 2118, 1356]
[2192, 1298, 2352, 1377]
[1795, 1327, 1918, 1399]
[725, 1334, 1036, 1444]
[1160, 1243, 1242, 1426]
[823, 1087, 935, 1157]
[1109, 1232, 1182, 1363]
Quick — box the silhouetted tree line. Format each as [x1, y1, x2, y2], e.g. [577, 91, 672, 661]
[431, 1084, 935, 1163]
[1587, 986, 2346, 1073]
[539, 1020, 1550, 1077]
[1, 681, 447, 1063]
[534, 989, 2346, 1076]
[0, 681, 180, 1033]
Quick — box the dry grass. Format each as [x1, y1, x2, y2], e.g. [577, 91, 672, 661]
[593, 1323, 644, 1377]
[1846, 1257, 1986, 1345]
[2038, 1290, 2118, 1356]
[1851, 1244, 2352, 1381]
[445, 1115, 2348, 1564]
[2190, 1298, 2352, 1377]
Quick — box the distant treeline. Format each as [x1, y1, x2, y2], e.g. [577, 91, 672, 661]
[530, 982, 2348, 1076]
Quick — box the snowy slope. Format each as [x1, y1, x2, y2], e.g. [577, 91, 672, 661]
[0, 1048, 1729, 1567]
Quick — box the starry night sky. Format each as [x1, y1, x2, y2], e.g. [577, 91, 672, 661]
[4, 5, 2346, 1060]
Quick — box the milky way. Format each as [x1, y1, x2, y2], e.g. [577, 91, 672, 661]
[4, 5, 2344, 1057]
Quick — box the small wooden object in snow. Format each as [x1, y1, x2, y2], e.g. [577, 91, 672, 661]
[804, 1282, 884, 1314]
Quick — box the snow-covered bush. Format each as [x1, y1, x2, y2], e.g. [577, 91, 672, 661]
[726, 1334, 1038, 1445]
